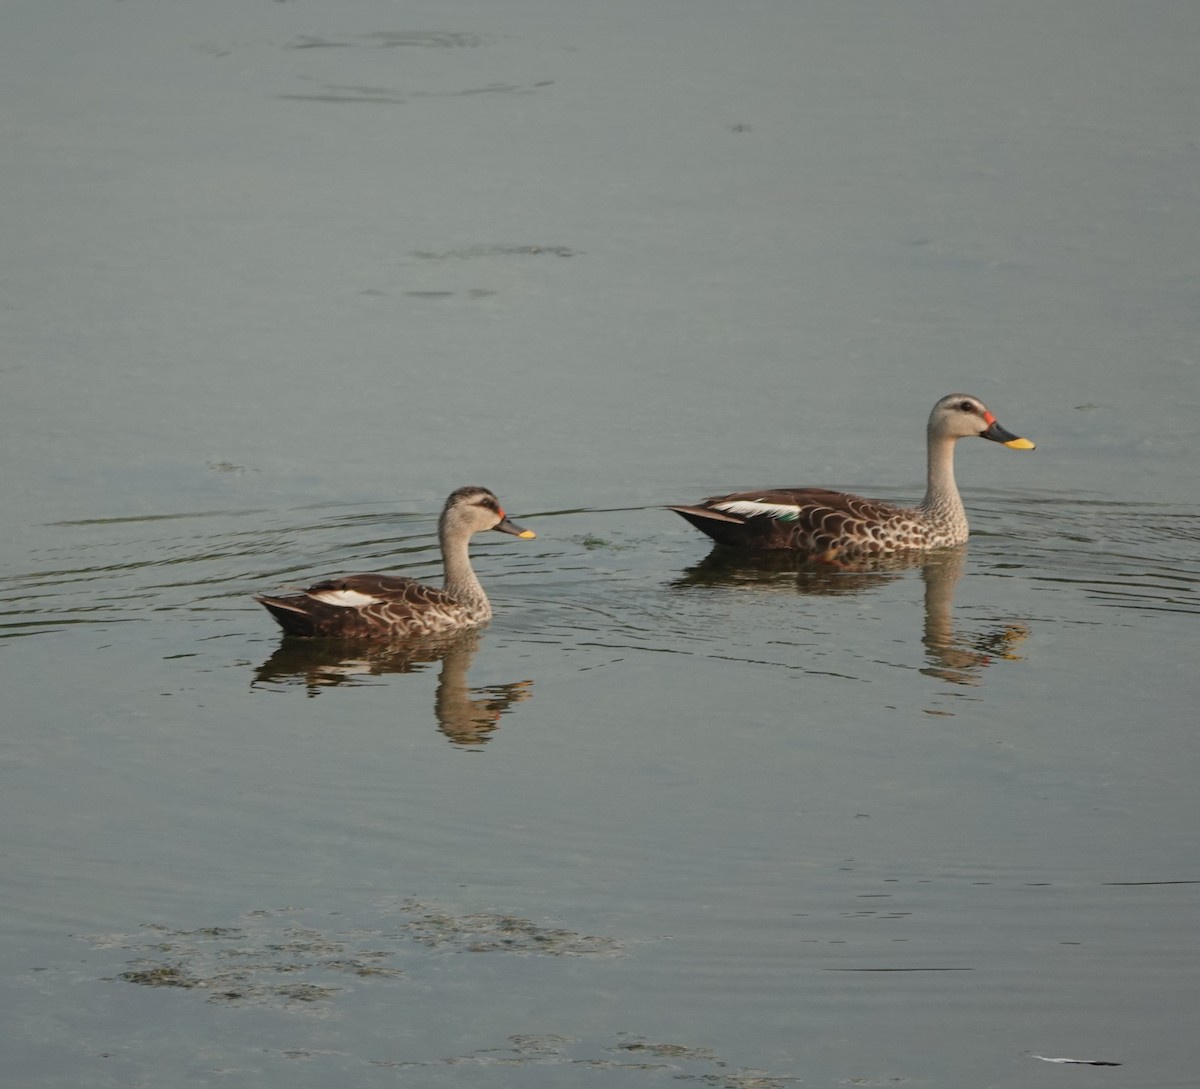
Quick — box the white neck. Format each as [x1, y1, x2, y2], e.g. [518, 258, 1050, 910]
[920, 430, 967, 531]
[440, 522, 491, 617]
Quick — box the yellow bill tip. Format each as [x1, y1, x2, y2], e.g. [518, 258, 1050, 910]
[518, 529, 537, 539]
[1004, 437, 1036, 450]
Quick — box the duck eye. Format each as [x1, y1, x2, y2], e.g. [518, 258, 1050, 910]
[958, 400, 975, 413]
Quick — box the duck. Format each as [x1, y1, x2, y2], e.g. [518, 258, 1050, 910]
[668, 393, 1034, 558]
[256, 486, 535, 638]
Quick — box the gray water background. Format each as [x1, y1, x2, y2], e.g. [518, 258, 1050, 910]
[3, 1, 1198, 1086]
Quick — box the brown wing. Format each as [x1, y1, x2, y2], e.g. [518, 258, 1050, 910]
[304, 573, 469, 625]
[306, 573, 453, 607]
[257, 573, 474, 638]
[674, 487, 915, 556]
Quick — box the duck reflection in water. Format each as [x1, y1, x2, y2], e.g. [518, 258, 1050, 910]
[675, 546, 1028, 686]
[253, 629, 532, 747]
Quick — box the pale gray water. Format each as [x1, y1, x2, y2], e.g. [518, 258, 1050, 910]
[3, 1, 1199, 1086]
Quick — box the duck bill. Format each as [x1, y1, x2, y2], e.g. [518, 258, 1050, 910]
[494, 517, 536, 539]
[981, 417, 1036, 450]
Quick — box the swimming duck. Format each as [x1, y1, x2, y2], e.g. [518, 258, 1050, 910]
[256, 486, 535, 638]
[668, 393, 1034, 558]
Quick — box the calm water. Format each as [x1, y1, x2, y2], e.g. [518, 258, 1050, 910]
[4, 2, 1199, 1087]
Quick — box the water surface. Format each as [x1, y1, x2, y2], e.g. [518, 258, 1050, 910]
[3, 2, 1198, 1087]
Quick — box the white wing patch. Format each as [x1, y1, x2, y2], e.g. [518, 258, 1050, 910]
[713, 499, 803, 521]
[308, 588, 382, 608]
[1030, 1056, 1122, 1067]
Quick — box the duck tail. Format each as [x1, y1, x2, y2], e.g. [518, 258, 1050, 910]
[254, 594, 318, 638]
[666, 505, 748, 547]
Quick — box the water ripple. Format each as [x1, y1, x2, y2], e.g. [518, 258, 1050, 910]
[2, 496, 1195, 654]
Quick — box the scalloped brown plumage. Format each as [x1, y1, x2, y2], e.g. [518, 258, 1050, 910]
[669, 394, 1034, 559]
[256, 486, 535, 638]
